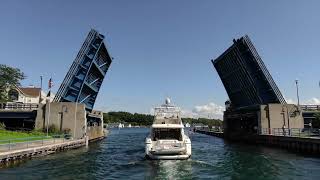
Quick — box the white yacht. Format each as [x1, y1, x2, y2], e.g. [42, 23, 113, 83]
[118, 123, 124, 128]
[145, 98, 192, 160]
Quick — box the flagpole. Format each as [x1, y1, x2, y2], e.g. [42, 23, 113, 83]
[47, 97, 51, 137]
[46, 78, 52, 137]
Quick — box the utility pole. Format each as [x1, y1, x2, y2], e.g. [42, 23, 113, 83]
[40, 76, 43, 90]
[295, 79, 300, 106]
[39, 76, 43, 104]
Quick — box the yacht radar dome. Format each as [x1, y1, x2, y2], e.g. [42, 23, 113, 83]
[165, 98, 171, 105]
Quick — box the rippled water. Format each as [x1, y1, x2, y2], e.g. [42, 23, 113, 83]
[1, 128, 320, 179]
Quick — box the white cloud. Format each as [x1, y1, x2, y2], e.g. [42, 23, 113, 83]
[285, 98, 297, 104]
[180, 109, 198, 118]
[179, 102, 225, 119]
[285, 97, 320, 105]
[304, 97, 320, 105]
[192, 102, 224, 119]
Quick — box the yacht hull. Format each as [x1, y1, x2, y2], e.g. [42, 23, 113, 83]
[145, 138, 192, 160]
[146, 154, 191, 160]
[145, 98, 192, 160]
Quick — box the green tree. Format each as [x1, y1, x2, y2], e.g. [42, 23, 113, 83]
[103, 111, 223, 127]
[0, 64, 25, 102]
[313, 112, 320, 128]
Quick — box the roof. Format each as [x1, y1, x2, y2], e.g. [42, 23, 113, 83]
[152, 124, 184, 129]
[19, 87, 41, 97]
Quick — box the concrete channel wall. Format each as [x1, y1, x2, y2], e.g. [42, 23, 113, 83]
[35, 102, 87, 139]
[0, 139, 86, 164]
[196, 130, 320, 154]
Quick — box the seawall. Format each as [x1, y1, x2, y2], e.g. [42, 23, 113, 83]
[196, 130, 320, 154]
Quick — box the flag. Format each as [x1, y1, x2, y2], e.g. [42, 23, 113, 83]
[47, 91, 51, 97]
[48, 78, 53, 89]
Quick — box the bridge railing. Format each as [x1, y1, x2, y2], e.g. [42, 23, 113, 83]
[300, 105, 320, 111]
[0, 103, 39, 110]
[261, 128, 320, 137]
[0, 134, 72, 152]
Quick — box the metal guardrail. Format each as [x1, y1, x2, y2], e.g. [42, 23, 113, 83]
[0, 134, 72, 152]
[300, 105, 320, 111]
[261, 128, 320, 137]
[0, 103, 39, 110]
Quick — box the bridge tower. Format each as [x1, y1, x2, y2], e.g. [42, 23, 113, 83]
[53, 29, 112, 111]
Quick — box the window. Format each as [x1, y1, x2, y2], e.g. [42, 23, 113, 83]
[8, 89, 19, 101]
[152, 128, 182, 141]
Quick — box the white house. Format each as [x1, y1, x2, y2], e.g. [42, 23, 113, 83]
[7, 85, 54, 104]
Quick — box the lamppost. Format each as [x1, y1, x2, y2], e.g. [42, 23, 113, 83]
[74, 98, 78, 139]
[295, 79, 300, 106]
[282, 105, 291, 136]
[281, 107, 286, 136]
[39, 76, 43, 104]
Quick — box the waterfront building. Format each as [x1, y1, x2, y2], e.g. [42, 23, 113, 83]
[6, 86, 45, 104]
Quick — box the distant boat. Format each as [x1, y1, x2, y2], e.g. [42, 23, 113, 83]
[185, 123, 190, 128]
[145, 98, 192, 160]
[118, 123, 125, 128]
[128, 124, 132, 128]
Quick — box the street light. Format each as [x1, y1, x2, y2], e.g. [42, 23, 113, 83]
[74, 99, 78, 139]
[295, 79, 300, 106]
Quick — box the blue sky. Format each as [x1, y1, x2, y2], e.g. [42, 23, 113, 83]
[0, 0, 319, 118]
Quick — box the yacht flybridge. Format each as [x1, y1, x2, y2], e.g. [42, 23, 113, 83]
[145, 98, 192, 160]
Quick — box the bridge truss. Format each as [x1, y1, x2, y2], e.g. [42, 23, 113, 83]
[212, 35, 286, 109]
[53, 29, 112, 111]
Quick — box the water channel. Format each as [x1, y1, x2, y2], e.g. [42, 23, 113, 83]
[1, 128, 320, 179]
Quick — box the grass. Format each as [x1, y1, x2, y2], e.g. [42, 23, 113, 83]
[0, 129, 51, 144]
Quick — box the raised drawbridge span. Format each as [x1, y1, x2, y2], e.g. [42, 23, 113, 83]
[53, 29, 113, 111]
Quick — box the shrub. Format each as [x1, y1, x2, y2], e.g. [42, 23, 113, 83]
[63, 128, 71, 135]
[313, 112, 320, 128]
[0, 122, 6, 130]
[29, 129, 45, 136]
[48, 124, 59, 134]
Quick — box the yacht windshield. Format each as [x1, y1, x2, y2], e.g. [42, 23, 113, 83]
[152, 128, 182, 141]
